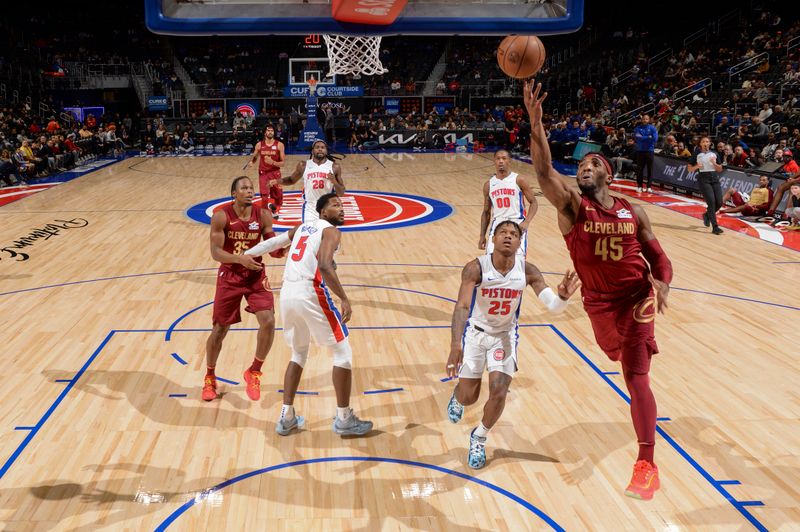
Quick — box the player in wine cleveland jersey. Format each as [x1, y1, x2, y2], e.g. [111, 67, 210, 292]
[525, 80, 673, 501]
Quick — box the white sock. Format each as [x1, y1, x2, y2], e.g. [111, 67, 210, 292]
[280, 404, 295, 421]
[336, 406, 352, 421]
[474, 422, 490, 438]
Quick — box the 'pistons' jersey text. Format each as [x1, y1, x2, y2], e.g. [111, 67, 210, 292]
[489, 172, 524, 222]
[467, 254, 526, 335]
[302, 159, 335, 221]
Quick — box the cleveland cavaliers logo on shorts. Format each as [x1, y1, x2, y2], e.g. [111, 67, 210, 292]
[186, 191, 453, 232]
[632, 297, 656, 323]
[493, 348, 506, 361]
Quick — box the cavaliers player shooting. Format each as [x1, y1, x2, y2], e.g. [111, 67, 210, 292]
[524, 80, 673, 501]
[247, 125, 286, 217]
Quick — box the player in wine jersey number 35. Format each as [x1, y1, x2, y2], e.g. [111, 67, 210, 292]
[282, 140, 345, 223]
[245, 193, 372, 437]
[446, 220, 579, 470]
[526, 80, 674, 502]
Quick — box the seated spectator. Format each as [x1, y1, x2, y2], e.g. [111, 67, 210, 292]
[784, 184, 800, 226]
[730, 145, 749, 167]
[177, 132, 195, 154]
[719, 175, 773, 216]
[766, 150, 800, 217]
[611, 137, 638, 179]
[0, 149, 24, 187]
[675, 142, 692, 158]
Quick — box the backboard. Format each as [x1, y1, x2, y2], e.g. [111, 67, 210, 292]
[145, 0, 584, 36]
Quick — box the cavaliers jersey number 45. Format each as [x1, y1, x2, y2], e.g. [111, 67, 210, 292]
[564, 196, 649, 295]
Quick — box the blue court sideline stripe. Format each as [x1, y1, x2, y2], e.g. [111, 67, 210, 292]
[364, 388, 404, 395]
[54, 379, 72, 383]
[0, 330, 116, 480]
[14, 427, 35, 431]
[657, 417, 671, 421]
[548, 324, 768, 532]
[216, 377, 239, 385]
[169, 394, 188, 398]
[153, 456, 564, 532]
[278, 390, 319, 396]
[171, 353, 188, 365]
[601, 371, 620, 375]
[717, 480, 742, 485]
[440, 376, 457, 382]
[739, 501, 765, 507]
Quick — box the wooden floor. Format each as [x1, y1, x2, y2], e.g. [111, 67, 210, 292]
[0, 153, 798, 531]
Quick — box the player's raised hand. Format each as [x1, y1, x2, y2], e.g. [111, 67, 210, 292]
[239, 254, 264, 271]
[557, 269, 580, 300]
[446, 346, 463, 379]
[339, 297, 352, 323]
[523, 80, 548, 126]
[653, 279, 669, 314]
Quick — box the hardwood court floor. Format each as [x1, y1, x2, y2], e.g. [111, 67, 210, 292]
[0, 153, 798, 531]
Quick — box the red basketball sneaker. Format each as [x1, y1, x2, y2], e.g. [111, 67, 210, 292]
[202, 377, 218, 401]
[625, 460, 660, 500]
[243, 369, 262, 401]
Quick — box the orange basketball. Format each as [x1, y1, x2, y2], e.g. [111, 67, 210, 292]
[496, 35, 546, 79]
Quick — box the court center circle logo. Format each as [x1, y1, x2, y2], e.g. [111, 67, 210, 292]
[186, 190, 453, 232]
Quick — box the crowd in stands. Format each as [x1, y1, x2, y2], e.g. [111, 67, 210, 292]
[0, 103, 134, 186]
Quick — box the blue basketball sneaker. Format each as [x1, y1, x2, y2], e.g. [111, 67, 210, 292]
[447, 392, 464, 424]
[468, 429, 487, 469]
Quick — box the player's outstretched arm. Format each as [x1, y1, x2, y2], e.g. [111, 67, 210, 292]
[330, 161, 345, 196]
[245, 225, 299, 257]
[318, 227, 351, 322]
[478, 180, 491, 250]
[632, 205, 672, 314]
[523, 80, 580, 218]
[525, 262, 579, 314]
[447, 260, 481, 377]
[281, 160, 305, 186]
[209, 211, 262, 270]
[517, 175, 539, 233]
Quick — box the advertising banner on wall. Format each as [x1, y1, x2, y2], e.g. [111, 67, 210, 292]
[652, 155, 785, 197]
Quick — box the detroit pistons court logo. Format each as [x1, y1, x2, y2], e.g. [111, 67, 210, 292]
[185, 190, 453, 232]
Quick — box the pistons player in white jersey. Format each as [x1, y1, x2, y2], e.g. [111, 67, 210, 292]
[245, 192, 372, 437]
[282, 139, 345, 223]
[479, 150, 538, 256]
[446, 220, 579, 469]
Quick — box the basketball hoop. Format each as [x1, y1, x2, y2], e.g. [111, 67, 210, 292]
[323, 34, 388, 77]
[307, 76, 318, 96]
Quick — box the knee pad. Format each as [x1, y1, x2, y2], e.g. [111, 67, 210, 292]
[331, 340, 352, 369]
[290, 347, 309, 368]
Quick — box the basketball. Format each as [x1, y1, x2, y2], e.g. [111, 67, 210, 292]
[496, 35, 546, 79]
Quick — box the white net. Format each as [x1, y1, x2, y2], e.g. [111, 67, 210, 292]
[322, 34, 388, 76]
